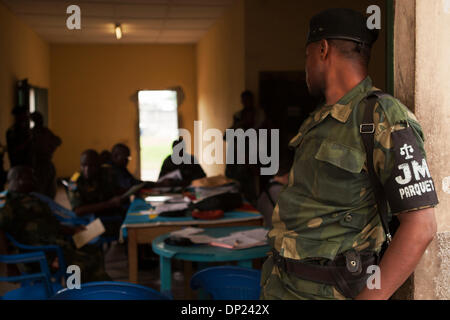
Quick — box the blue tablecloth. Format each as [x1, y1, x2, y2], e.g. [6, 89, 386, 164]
[120, 198, 262, 240]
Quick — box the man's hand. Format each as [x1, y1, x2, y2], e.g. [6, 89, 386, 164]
[355, 207, 436, 300]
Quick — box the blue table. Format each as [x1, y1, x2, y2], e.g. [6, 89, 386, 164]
[121, 197, 263, 283]
[152, 226, 270, 296]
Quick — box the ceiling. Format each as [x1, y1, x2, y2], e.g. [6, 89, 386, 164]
[2, 0, 234, 44]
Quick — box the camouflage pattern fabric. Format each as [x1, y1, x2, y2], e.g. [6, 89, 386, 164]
[261, 76, 437, 300]
[0, 191, 110, 282]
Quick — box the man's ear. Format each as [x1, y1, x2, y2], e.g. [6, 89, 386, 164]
[319, 39, 330, 60]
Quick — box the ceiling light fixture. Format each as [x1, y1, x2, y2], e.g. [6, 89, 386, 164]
[115, 23, 122, 40]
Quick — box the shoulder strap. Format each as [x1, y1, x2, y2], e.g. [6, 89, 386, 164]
[360, 91, 392, 245]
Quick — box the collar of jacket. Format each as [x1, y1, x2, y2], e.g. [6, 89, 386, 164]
[313, 76, 373, 124]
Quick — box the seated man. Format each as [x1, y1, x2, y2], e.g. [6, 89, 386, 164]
[110, 143, 142, 194]
[0, 166, 110, 282]
[68, 149, 127, 238]
[159, 138, 206, 187]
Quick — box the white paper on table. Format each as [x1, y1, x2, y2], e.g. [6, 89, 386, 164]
[170, 227, 204, 237]
[145, 194, 186, 203]
[154, 202, 189, 214]
[230, 228, 268, 242]
[188, 235, 216, 244]
[210, 233, 266, 249]
[72, 218, 105, 249]
[157, 169, 183, 183]
[139, 209, 158, 215]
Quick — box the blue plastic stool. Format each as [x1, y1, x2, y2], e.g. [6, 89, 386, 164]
[190, 266, 261, 300]
[51, 281, 171, 300]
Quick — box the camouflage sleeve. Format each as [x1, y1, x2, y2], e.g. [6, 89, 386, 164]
[373, 97, 439, 215]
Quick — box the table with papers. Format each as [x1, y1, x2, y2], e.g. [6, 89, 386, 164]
[120, 196, 263, 283]
[152, 226, 270, 296]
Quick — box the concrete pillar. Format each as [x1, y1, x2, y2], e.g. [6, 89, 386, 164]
[394, 0, 450, 300]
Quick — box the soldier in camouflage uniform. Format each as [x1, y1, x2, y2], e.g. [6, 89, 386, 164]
[68, 149, 127, 238]
[261, 8, 438, 300]
[0, 166, 110, 282]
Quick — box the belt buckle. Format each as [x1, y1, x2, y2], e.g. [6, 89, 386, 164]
[360, 123, 375, 134]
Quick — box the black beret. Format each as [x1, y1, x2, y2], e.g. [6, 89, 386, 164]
[306, 8, 379, 47]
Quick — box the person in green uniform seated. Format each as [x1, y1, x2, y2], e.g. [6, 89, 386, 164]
[0, 166, 110, 282]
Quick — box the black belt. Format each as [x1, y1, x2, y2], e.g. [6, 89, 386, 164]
[272, 249, 378, 298]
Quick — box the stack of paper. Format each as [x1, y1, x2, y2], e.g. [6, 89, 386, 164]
[210, 228, 269, 249]
[167, 227, 269, 249]
[72, 218, 105, 249]
[170, 227, 215, 244]
[157, 169, 183, 183]
[154, 202, 189, 214]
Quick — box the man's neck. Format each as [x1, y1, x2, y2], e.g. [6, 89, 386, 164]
[324, 66, 368, 105]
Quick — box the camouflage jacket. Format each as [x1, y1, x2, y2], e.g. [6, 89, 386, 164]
[269, 76, 438, 261]
[0, 191, 68, 248]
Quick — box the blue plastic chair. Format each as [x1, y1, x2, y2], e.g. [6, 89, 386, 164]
[0, 251, 63, 300]
[30, 192, 91, 226]
[31, 191, 117, 249]
[51, 281, 171, 300]
[190, 266, 262, 300]
[5, 232, 67, 283]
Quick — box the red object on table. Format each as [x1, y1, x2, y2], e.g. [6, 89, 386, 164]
[191, 209, 224, 220]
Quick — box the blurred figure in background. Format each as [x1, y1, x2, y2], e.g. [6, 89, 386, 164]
[0, 143, 6, 191]
[99, 149, 113, 166]
[0, 166, 110, 282]
[30, 111, 62, 199]
[159, 137, 206, 187]
[6, 106, 32, 168]
[68, 149, 126, 238]
[224, 90, 266, 205]
[110, 143, 142, 194]
[256, 150, 294, 228]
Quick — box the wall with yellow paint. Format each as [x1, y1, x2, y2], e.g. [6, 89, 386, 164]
[244, 0, 387, 101]
[197, 0, 388, 176]
[0, 2, 50, 166]
[196, 0, 246, 177]
[50, 44, 197, 178]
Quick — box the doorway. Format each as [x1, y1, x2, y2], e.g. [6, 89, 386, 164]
[138, 90, 178, 181]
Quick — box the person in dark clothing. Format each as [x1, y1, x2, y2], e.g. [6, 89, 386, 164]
[256, 150, 294, 228]
[0, 143, 6, 191]
[224, 91, 266, 205]
[30, 111, 62, 199]
[159, 138, 206, 187]
[1, 166, 110, 282]
[6, 107, 32, 168]
[68, 150, 127, 238]
[110, 144, 142, 194]
[99, 150, 113, 166]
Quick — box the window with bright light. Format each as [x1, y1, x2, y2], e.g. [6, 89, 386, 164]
[138, 90, 178, 181]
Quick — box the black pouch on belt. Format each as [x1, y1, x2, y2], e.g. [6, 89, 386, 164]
[329, 250, 377, 299]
